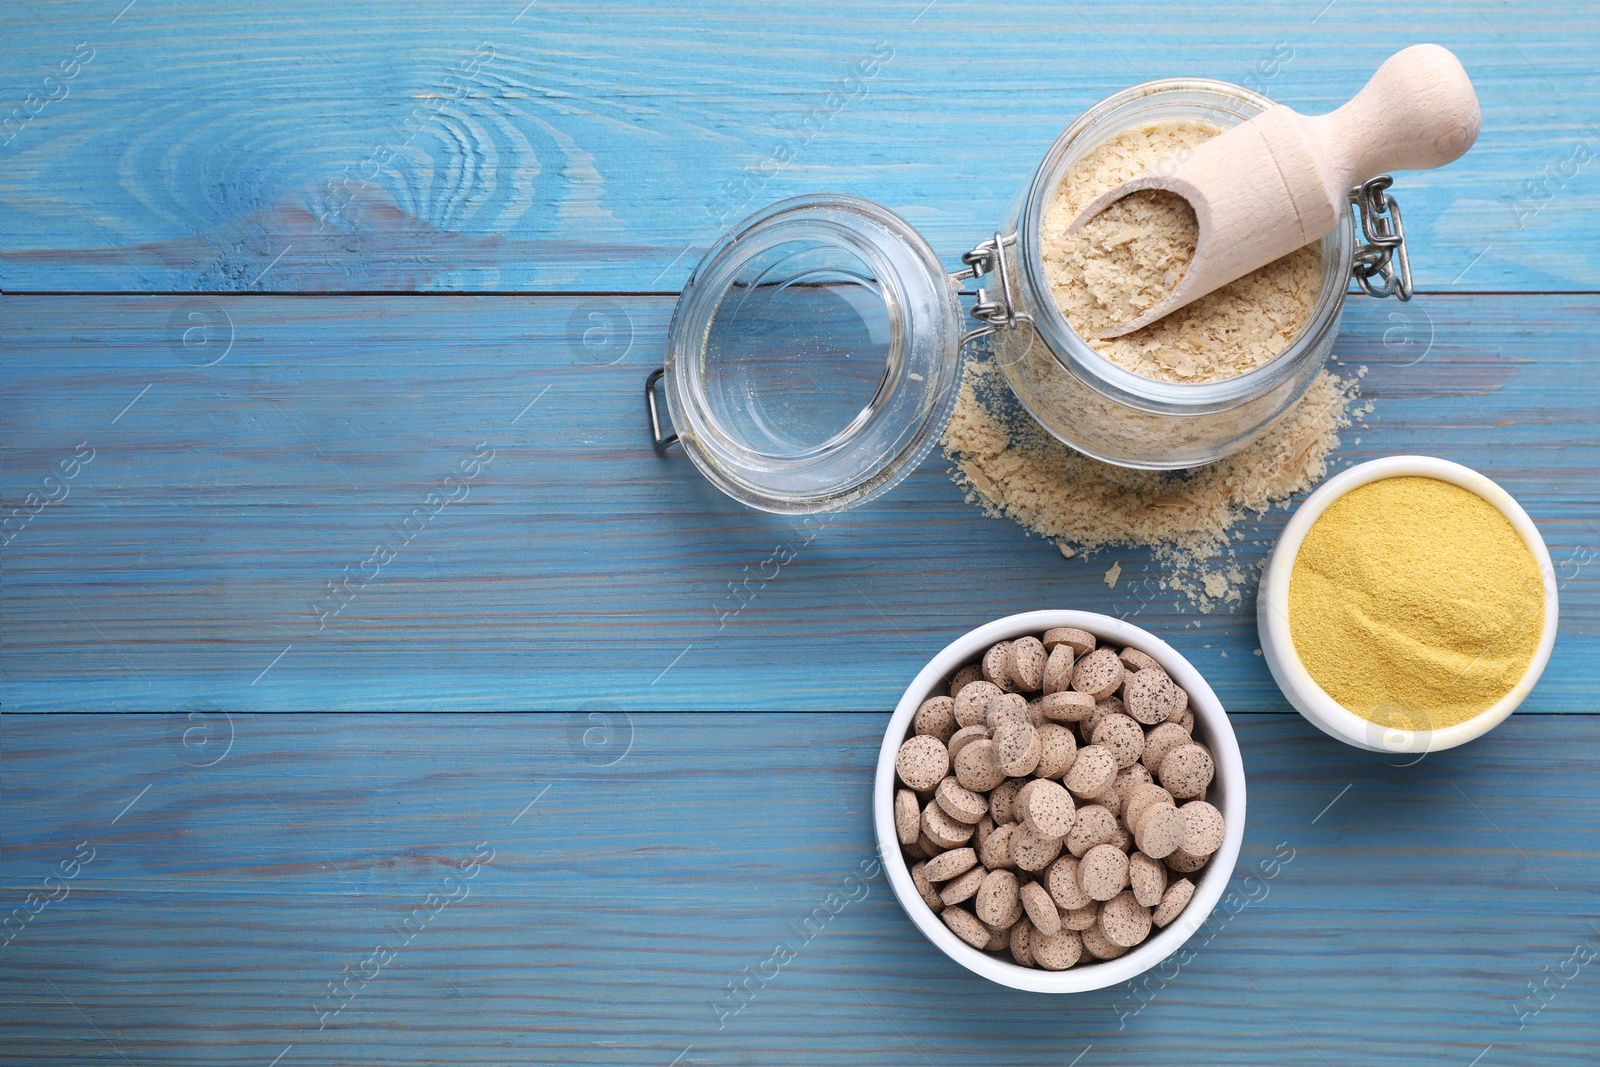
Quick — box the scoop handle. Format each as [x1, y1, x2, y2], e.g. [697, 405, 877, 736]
[1310, 44, 1480, 192]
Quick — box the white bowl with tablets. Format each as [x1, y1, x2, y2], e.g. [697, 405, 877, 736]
[874, 610, 1245, 993]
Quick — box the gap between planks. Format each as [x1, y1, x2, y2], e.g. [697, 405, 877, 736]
[3, 710, 1587, 717]
[6, 289, 1599, 299]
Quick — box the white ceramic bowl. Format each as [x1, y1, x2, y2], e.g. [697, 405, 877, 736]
[1258, 455, 1559, 754]
[873, 610, 1246, 994]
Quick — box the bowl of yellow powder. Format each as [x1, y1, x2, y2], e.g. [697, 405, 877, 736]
[1258, 456, 1558, 754]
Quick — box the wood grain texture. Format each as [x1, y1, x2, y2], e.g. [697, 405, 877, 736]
[3, 1, 1598, 292]
[3, 291, 1595, 713]
[2, 712, 1597, 1065]
[5, 6, 1597, 1065]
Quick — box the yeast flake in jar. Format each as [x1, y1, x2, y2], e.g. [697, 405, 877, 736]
[647, 78, 1416, 512]
[991, 79, 1375, 470]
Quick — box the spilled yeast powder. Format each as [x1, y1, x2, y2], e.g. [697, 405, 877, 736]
[942, 356, 1363, 611]
[1288, 476, 1545, 730]
[1042, 120, 1323, 383]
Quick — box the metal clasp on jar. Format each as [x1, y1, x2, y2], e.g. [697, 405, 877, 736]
[1349, 175, 1413, 300]
[953, 232, 1034, 344]
[645, 367, 679, 451]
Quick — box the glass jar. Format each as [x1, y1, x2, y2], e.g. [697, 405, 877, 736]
[650, 194, 963, 514]
[649, 78, 1412, 511]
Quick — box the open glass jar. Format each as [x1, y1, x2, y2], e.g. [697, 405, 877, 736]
[648, 77, 1414, 512]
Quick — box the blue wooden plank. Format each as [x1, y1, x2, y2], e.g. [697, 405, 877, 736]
[3, 1, 1598, 292]
[3, 291, 1595, 713]
[2, 711, 1597, 1065]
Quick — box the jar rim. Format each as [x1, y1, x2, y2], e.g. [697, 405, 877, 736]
[1016, 77, 1354, 416]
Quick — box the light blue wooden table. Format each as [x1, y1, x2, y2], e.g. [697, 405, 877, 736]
[3, 3, 1598, 1063]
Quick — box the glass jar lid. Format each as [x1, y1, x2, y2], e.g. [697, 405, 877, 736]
[657, 194, 965, 514]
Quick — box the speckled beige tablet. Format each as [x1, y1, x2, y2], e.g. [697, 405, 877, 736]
[1124, 783, 1175, 832]
[1092, 714, 1146, 770]
[1168, 681, 1188, 721]
[1093, 782, 1124, 820]
[939, 864, 987, 906]
[1042, 644, 1075, 694]
[922, 801, 975, 849]
[973, 868, 1019, 927]
[1174, 705, 1195, 734]
[1134, 803, 1185, 860]
[902, 836, 929, 860]
[911, 860, 945, 911]
[1141, 722, 1191, 776]
[1019, 880, 1061, 936]
[1063, 901, 1099, 931]
[1016, 779, 1075, 839]
[1039, 690, 1096, 723]
[947, 724, 990, 761]
[1063, 744, 1118, 799]
[953, 738, 1006, 792]
[1129, 851, 1168, 907]
[1009, 777, 1039, 814]
[1009, 918, 1035, 967]
[1075, 718, 1099, 749]
[1078, 843, 1130, 901]
[942, 905, 990, 948]
[983, 923, 1012, 952]
[1065, 804, 1118, 858]
[1118, 647, 1162, 675]
[1180, 801, 1226, 856]
[895, 735, 949, 791]
[1124, 667, 1185, 725]
[1158, 743, 1215, 799]
[1100, 889, 1153, 948]
[949, 664, 984, 698]
[1152, 877, 1195, 927]
[1032, 927, 1084, 970]
[987, 778, 1022, 824]
[980, 822, 1017, 870]
[1009, 825, 1065, 872]
[924, 847, 977, 882]
[1164, 847, 1209, 874]
[1034, 723, 1078, 779]
[919, 820, 955, 851]
[983, 641, 1018, 692]
[935, 777, 989, 825]
[1046, 856, 1093, 910]
[1079, 698, 1124, 744]
[993, 720, 1042, 777]
[895, 789, 921, 845]
[1071, 648, 1125, 700]
[974, 814, 995, 850]
[985, 692, 1030, 730]
[954, 680, 1003, 728]
[1008, 636, 1047, 692]
[1043, 627, 1096, 657]
[914, 696, 959, 743]
[1113, 764, 1154, 807]
[1079, 920, 1129, 960]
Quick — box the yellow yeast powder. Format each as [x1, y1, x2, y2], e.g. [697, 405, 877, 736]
[1287, 476, 1545, 730]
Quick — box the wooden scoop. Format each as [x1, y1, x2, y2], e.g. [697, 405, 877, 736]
[1065, 44, 1480, 338]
